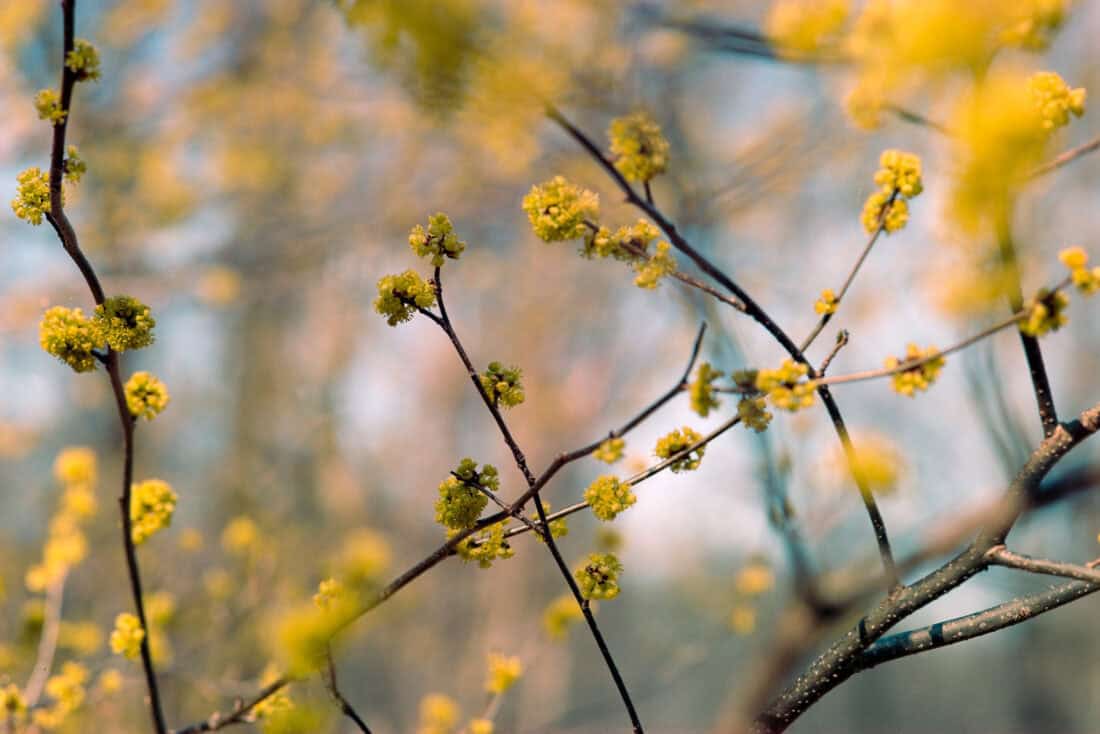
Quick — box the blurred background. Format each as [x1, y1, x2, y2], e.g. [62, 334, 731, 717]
[2, 1, 1100, 731]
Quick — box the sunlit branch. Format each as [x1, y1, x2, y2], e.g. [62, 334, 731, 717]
[22, 573, 67, 706]
[1030, 134, 1100, 179]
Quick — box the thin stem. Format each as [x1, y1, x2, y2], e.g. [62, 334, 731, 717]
[44, 3, 165, 731]
[324, 648, 372, 733]
[985, 546, 1100, 584]
[23, 573, 67, 705]
[1030, 134, 1100, 179]
[170, 678, 292, 734]
[996, 218, 1058, 437]
[431, 267, 644, 733]
[548, 104, 900, 588]
[884, 104, 952, 136]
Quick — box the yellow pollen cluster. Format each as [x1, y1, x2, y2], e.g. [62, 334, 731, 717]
[592, 436, 625, 464]
[39, 306, 99, 373]
[689, 362, 723, 417]
[34, 88, 67, 124]
[861, 149, 923, 234]
[755, 360, 817, 412]
[109, 613, 145, 660]
[12, 167, 52, 225]
[522, 176, 599, 242]
[408, 212, 466, 266]
[584, 475, 636, 521]
[374, 269, 436, 326]
[1028, 71, 1086, 132]
[1059, 247, 1100, 295]
[130, 479, 178, 544]
[1020, 288, 1069, 337]
[814, 288, 839, 315]
[608, 112, 670, 183]
[884, 343, 945, 396]
[654, 426, 706, 472]
[574, 552, 623, 600]
[485, 652, 523, 694]
[125, 371, 170, 420]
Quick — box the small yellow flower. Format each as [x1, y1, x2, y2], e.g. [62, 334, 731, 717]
[633, 240, 677, 289]
[608, 112, 670, 183]
[251, 664, 293, 720]
[1, 683, 27, 721]
[436, 458, 495, 531]
[874, 149, 924, 198]
[469, 719, 495, 734]
[97, 669, 123, 694]
[34, 88, 67, 124]
[1028, 71, 1086, 132]
[688, 362, 723, 418]
[94, 295, 156, 352]
[65, 39, 101, 81]
[765, 0, 848, 56]
[130, 479, 177, 544]
[735, 563, 774, 597]
[408, 212, 466, 266]
[574, 552, 623, 600]
[1019, 288, 1070, 337]
[125, 371, 170, 420]
[755, 360, 817, 412]
[885, 343, 945, 396]
[479, 363, 524, 408]
[374, 270, 436, 326]
[417, 694, 459, 734]
[13, 167, 53, 226]
[654, 426, 706, 472]
[39, 305, 100, 372]
[522, 176, 599, 242]
[221, 516, 260, 555]
[485, 652, 523, 694]
[65, 145, 86, 183]
[584, 475, 636, 522]
[840, 433, 906, 495]
[54, 446, 97, 485]
[453, 521, 513, 569]
[109, 613, 145, 660]
[542, 593, 584, 640]
[1060, 247, 1100, 295]
[592, 437, 625, 464]
[814, 288, 838, 315]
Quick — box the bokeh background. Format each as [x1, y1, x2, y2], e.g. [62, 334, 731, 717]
[2, 1, 1100, 732]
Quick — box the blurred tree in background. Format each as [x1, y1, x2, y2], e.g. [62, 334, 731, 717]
[2, 1, 1100, 732]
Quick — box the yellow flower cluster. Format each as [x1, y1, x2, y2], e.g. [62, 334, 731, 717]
[31, 661, 89, 729]
[766, 0, 848, 56]
[125, 371, 170, 421]
[575, 552, 623, 600]
[109, 612, 145, 660]
[738, 396, 773, 433]
[532, 500, 568, 545]
[66, 38, 101, 82]
[312, 578, 348, 610]
[35, 88, 67, 124]
[755, 360, 817, 412]
[735, 562, 775, 597]
[436, 459, 497, 531]
[39, 306, 99, 372]
[586, 219, 659, 261]
[374, 269, 436, 326]
[633, 241, 678, 289]
[542, 593, 584, 640]
[485, 652, 523, 694]
[1020, 287, 1069, 337]
[1060, 247, 1100, 295]
[250, 664, 293, 721]
[1028, 71, 1086, 132]
[12, 167, 52, 225]
[65, 145, 86, 183]
[592, 436, 625, 464]
[884, 343, 945, 396]
[839, 433, 906, 495]
[522, 176, 599, 242]
[408, 212, 466, 267]
[654, 426, 706, 472]
[1001, 0, 1069, 50]
[1, 684, 26, 723]
[608, 112, 670, 183]
[130, 478, 177, 544]
[333, 528, 392, 588]
[277, 592, 359, 675]
[689, 362, 723, 417]
[222, 516, 260, 556]
[584, 475, 636, 522]
[96, 295, 156, 351]
[479, 362, 524, 408]
[417, 693, 459, 734]
[469, 718, 494, 734]
[814, 288, 838, 315]
[861, 150, 923, 234]
[25, 447, 98, 591]
[454, 522, 513, 569]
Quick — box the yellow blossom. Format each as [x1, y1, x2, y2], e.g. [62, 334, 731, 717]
[334, 528, 392, 587]
[765, 0, 848, 57]
[633, 240, 677, 289]
[34, 88, 67, 124]
[54, 446, 97, 485]
[1, 683, 27, 722]
[65, 145, 86, 183]
[1058, 247, 1100, 295]
[125, 371, 170, 420]
[574, 552, 623, 600]
[453, 521, 514, 569]
[608, 112, 670, 183]
[838, 433, 906, 495]
[592, 437, 625, 464]
[109, 613, 145, 660]
[94, 295, 156, 352]
[485, 652, 523, 694]
[654, 426, 706, 472]
[885, 343, 945, 396]
[584, 475, 636, 522]
[1019, 288, 1069, 337]
[65, 39, 101, 81]
[469, 719, 494, 734]
[222, 516, 260, 555]
[374, 270, 436, 326]
[39, 306, 100, 372]
[522, 176, 599, 242]
[1028, 71, 1086, 132]
[542, 593, 584, 640]
[417, 693, 459, 734]
[408, 212, 466, 266]
[12, 166, 53, 225]
[814, 288, 838, 315]
[251, 664, 293, 720]
[96, 669, 123, 694]
[755, 360, 817, 412]
[688, 362, 723, 418]
[130, 479, 177, 544]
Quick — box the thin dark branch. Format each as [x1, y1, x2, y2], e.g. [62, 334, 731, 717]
[547, 104, 900, 587]
[430, 266, 644, 733]
[45, 3, 165, 732]
[995, 218, 1058, 437]
[324, 649, 372, 733]
[170, 678, 292, 734]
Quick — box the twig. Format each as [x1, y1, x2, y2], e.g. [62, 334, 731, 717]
[324, 648, 372, 733]
[23, 573, 67, 705]
[429, 267, 645, 733]
[547, 104, 901, 588]
[170, 678, 292, 734]
[1030, 134, 1100, 179]
[985, 546, 1100, 584]
[884, 104, 952, 136]
[42, 3, 166, 732]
